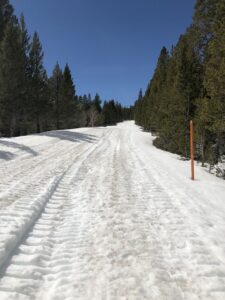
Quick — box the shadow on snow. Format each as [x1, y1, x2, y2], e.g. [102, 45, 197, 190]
[0, 130, 98, 160]
[40, 130, 98, 144]
[0, 150, 16, 161]
[0, 140, 38, 157]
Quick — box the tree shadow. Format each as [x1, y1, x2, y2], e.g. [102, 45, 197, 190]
[0, 130, 97, 159]
[0, 140, 38, 156]
[40, 130, 98, 143]
[0, 150, 16, 161]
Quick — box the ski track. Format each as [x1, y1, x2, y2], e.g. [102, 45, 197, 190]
[0, 122, 225, 300]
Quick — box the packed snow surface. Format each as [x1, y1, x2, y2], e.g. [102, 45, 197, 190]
[0, 121, 225, 300]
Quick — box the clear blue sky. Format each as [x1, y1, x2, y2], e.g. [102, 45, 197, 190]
[11, 0, 195, 106]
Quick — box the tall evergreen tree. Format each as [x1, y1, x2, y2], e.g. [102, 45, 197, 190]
[0, 0, 14, 43]
[134, 0, 224, 173]
[18, 14, 31, 135]
[29, 31, 48, 133]
[61, 63, 76, 128]
[134, 89, 144, 127]
[49, 62, 63, 129]
[201, 0, 225, 165]
[93, 93, 102, 113]
[0, 19, 25, 136]
[192, 0, 217, 60]
[135, 34, 201, 157]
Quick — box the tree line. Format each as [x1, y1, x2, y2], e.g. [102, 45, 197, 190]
[0, 0, 132, 137]
[134, 0, 225, 175]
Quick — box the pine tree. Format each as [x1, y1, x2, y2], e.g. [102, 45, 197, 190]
[0, 0, 14, 43]
[134, 89, 144, 126]
[29, 31, 48, 133]
[49, 62, 63, 129]
[18, 14, 31, 135]
[61, 63, 76, 128]
[0, 0, 130, 136]
[93, 93, 102, 113]
[145, 47, 170, 133]
[138, 89, 143, 101]
[172, 33, 201, 156]
[0, 19, 25, 136]
[135, 34, 202, 157]
[102, 100, 119, 125]
[192, 0, 217, 60]
[202, 0, 225, 165]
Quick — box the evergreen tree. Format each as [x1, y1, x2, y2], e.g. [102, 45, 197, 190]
[102, 100, 124, 125]
[201, 0, 225, 165]
[145, 46, 170, 132]
[134, 89, 144, 127]
[135, 35, 201, 157]
[61, 63, 76, 128]
[49, 62, 63, 129]
[0, 0, 14, 43]
[29, 31, 48, 133]
[0, 19, 25, 136]
[192, 0, 217, 60]
[134, 0, 224, 172]
[93, 93, 102, 113]
[18, 14, 31, 135]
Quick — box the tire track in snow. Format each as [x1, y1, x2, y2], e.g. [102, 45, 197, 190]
[0, 128, 114, 299]
[0, 136, 96, 209]
[0, 123, 224, 299]
[128, 128, 225, 300]
[0, 127, 103, 208]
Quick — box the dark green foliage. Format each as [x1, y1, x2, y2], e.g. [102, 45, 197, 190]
[102, 100, 123, 126]
[60, 64, 76, 128]
[0, 0, 134, 137]
[0, 0, 14, 43]
[0, 19, 25, 136]
[49, 62, 63, 129]
[198, 0, 225, 167]
[192, 0, 217, 60]
[93, 93, 102, 113]
[29, 32, 48, 133]
[134, 0, 225, 168]
[18, 14, 31, 135]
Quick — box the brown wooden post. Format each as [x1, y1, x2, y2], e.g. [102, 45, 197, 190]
[190, 120, 195, 180]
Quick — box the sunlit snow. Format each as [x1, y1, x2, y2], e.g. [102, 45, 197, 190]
[0, 122, 225, 300]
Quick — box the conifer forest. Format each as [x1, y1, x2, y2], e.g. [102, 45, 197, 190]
[134, 0, 225, 174]
[0, 1, 225, 299]
[0, 0, 225, 174]
[0, 0, 132, 138]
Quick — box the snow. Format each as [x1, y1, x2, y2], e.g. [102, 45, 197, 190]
[0, 121, 225, 300]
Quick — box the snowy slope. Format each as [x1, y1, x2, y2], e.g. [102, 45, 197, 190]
[0, 121, 225, 300]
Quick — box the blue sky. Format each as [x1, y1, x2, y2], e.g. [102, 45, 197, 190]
[11, 0, 195, 106]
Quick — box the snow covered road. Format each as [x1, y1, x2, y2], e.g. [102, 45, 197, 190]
[0, 121, 225, 300]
